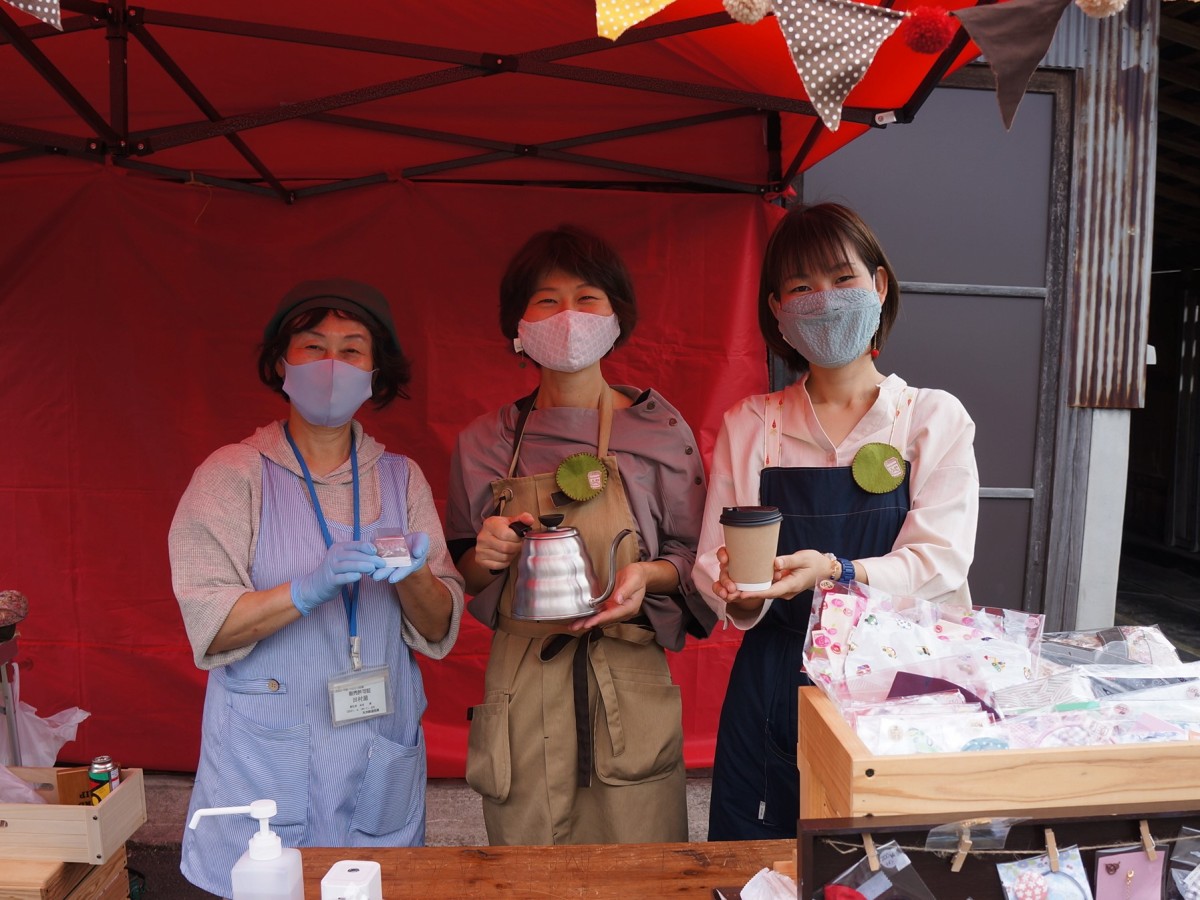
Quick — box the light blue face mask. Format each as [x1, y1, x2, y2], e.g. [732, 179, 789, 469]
[776, 286, 882, 369]
[282, 359, 374, 427]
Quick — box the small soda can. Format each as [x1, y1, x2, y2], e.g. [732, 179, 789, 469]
[88, 755, 120, 805]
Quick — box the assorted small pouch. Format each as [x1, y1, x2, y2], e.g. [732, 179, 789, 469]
[1092, 845, 1167, 900]
[997, 846, 1094, 900]
[803, 580, 1200, 754]
[804, 581, 1041, 707]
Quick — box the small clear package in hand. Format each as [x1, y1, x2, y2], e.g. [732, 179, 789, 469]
[373, 528, 411, 566]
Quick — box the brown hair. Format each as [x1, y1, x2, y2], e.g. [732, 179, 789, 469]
[498, 225, 638, 347]
[258, 307, 411, 407]
[758, 203, 900, 373]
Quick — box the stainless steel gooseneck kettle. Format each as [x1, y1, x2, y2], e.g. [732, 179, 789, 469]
[509, 514, 634, 621]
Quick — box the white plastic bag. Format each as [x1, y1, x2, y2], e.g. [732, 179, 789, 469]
[0, 663, 90, 766]
[0, 763, 47, 803]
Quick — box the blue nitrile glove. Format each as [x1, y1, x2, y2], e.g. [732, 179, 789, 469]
[370, 531, 430, 584]
[291, 540, 384, 616]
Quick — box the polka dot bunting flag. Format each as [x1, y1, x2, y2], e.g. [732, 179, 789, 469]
[595, 0, 675, 40]
[2, 0, 62, 30]
[770, 0, 904, 131]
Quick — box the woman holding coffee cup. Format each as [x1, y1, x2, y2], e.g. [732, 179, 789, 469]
[693, 203, 979, 840]
[446, 225, 716, 845]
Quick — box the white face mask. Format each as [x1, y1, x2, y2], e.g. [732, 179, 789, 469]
[282, 359, 374, 427]
[776, 287, 882, 369]
[515, 310, 621, 373]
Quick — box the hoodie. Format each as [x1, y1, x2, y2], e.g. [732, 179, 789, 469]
[169, 419, 463, 670]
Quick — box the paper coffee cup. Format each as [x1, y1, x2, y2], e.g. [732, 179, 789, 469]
[719, 506, 783, 591]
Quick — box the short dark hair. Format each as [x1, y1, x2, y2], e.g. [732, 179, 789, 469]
[258, 306, 411, 407]
[758, 203, 900, 374]
[498, 225, 638, 347]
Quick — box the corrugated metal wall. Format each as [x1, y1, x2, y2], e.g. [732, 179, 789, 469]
[1063, 0, 1160, 408]
[1044, 5, 1096, 70]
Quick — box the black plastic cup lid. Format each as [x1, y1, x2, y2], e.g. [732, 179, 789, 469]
[719, 506, 783, 526]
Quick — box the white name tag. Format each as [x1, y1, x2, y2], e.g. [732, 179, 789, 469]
[328, 665, 391, 726]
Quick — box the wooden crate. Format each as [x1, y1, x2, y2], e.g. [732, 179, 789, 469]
[798, 686, 1200, 819]
[0, 844, 128, 900]
[0, 768, 146, 864]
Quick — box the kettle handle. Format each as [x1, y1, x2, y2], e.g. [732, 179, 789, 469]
[488, 519, 534, 575]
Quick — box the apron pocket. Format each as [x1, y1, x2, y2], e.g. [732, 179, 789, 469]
[761, 733, 799, 830]
[349, 731, 426, 837]
[593, 676, 682, 786]
[215, 707, 310, 829]
[465, 693, 511, 802]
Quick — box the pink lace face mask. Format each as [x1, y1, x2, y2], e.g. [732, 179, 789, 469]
[515, 310, 620, 373]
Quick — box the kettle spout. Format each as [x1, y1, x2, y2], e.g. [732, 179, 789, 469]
[592, 529, 635, 606]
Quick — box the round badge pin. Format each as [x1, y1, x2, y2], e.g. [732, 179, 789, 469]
[555, 452, 608, 502]
[851, 442, 906, 494]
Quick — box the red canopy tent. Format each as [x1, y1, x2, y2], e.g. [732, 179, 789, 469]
[0, 0, 981, 774]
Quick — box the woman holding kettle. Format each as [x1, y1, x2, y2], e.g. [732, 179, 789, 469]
[446, 225, 715, 845]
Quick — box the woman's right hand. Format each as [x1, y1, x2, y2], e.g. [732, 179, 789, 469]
[473, 513, 536, 574]
[290, 540, 384, 616]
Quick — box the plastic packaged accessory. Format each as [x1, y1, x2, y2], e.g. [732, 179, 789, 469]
[815, 840, 937, 899]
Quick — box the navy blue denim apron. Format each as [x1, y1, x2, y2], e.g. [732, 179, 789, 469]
[707, 464, 910, 840]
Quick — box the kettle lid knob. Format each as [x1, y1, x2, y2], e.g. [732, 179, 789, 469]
[539, 513, 565, 530]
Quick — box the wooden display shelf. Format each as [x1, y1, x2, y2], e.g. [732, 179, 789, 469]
[797, 799, 1200, 900]
[0, 844, 129, 900]
[798, 686, 1200, 819]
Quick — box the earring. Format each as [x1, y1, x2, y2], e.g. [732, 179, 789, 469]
[518, 350, 527, 369]
[870, 333, 880, 359]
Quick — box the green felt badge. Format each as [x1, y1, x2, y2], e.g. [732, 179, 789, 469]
[555, 452, 607, 502]
[852, 442, 906, 494]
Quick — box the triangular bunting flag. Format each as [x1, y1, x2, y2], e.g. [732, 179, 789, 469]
[2, 0, 62, 30]
[954, 0, 1073, 129]
[771, 0, 904, 132]
[595, 0, 675, 40]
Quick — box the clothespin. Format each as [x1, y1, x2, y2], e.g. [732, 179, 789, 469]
[1139, 820, 1158, 861]
[951, 822, 973, 873]
[1044, 828, 1060, 873]
[862, 832, 880, 872]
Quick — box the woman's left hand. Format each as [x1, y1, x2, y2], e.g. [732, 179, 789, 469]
[570, 561, 648, 631]
[765, 549, 834, 597]
[370, 531, 430, 584]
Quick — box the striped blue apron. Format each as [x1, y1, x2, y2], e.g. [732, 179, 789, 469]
[182, 451, 426, 897]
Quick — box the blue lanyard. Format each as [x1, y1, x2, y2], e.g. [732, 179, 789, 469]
[283, 423, 362, 642]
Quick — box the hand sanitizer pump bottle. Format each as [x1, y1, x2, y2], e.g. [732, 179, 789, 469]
[188, 799, 304, 900]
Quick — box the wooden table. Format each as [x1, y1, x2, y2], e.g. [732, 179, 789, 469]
[302, 839, 792, 898]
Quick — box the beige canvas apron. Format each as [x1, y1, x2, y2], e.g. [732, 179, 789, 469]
[464, 387, 688, 845]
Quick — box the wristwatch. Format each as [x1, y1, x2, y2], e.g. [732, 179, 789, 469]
[824, 552, 855, 584]
[836, 557, 856, 584]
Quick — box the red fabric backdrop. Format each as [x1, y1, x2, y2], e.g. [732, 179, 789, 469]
[0, 163, 783, 775]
